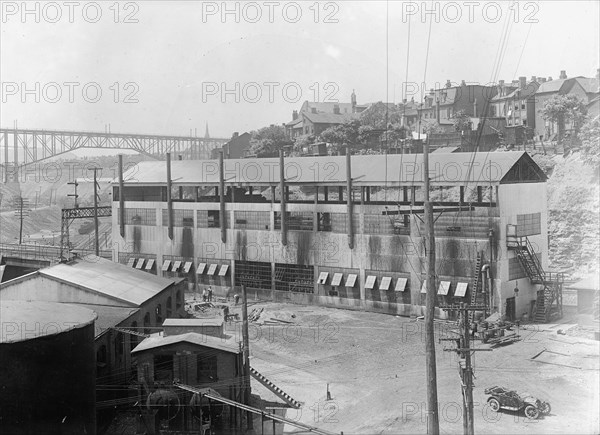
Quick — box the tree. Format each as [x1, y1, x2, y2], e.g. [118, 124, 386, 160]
[319, 120, 361, 154]
[540, 94, 588, 146]
[420, 118, 444, 136]
[248, 125, 291, 157]
[578, 115, 600, 170]
[451, 110, 472, 132]
[359, 102, 402, 129]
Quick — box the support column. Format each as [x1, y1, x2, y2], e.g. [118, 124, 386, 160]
[118, 155, 125, 238]
[279, 150, 287, 246]
[166, 153, 174, 240]
[346, 146, 354, 249]
[219, 151, 227, 243]
[3, 131, 8, 183]
[13, 131, 18, 181]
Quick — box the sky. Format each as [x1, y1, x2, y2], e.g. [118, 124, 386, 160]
[1, 0, 599, 142]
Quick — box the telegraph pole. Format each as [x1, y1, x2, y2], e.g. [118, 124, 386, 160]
[90, 168, 100, 256]
[423, 135, 440, 434]
[67, 180, 79, 208]
[241, 284, 254, 431]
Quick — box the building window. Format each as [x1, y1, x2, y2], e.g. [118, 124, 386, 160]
[117, 208, 156, 226]
[235, 261, 272, 291]
[197, 210, 223, 228]
[154, 354, 173, 382]
[517, 213, 541, 236]
[156, 304, 163, 324]
[162, 209, 194, 227]
[275, 211, 313, 231]
[234, 211, 270, 230]
[274, 263, 314, 293]
[166, 297, 172, 317]
[197, 355, 218, 383]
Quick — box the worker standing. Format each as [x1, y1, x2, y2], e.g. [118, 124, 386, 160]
[208, 286, 213, 302]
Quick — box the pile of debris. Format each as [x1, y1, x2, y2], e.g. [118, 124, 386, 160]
[248, 307, 297, 326]
[475, 313, 521, 347]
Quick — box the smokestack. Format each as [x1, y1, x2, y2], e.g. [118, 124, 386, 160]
[559, 70, 567, 79]
[519, 76, 527, 90]
[446, 80, 451, 88]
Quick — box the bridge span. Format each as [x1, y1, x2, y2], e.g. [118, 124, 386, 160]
[0, 128, 229, 181]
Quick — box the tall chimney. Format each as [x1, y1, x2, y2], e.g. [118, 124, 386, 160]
[559, 70, 567, 79]
[519, 76, 526, 90]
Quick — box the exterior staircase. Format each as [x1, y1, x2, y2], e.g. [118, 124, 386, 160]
[507, 234, 564, 323]
[249, 366, 301, 409]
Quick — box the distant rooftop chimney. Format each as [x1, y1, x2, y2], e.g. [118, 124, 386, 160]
[233, 132, 239, 138]
[539, 77, 547, 83]
[333, 104, 340, 114]
[519, 76, 527, 89]
[292, 110, 298, 120]
[559, 70, 567, 79]
[548, 76, 553, 81]
[311, 107, 317, 114]
[461, 80, 466, 86]
[596, 68, 599, 79]
[446, 80, 452, 88]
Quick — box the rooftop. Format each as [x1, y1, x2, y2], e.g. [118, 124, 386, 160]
[75, 304, 139, 337]
[39, 256, 180, 307]
[119, 151, 546, 187]
[131, 331, 240, 354]
[163, 318, 224, 328]
[0, 300, 96, 344]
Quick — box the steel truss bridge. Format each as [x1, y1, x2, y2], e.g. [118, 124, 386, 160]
[0, 128, 228, 181]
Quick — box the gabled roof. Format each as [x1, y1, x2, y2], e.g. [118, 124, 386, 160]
[40, 257, 180, 307]
[535, 78, 570, 94]
[575, 77, 599, 94]
[491, 83, 539, 101]
[120, 151, 545, 187]
[131, 332, 240, 354]
[301, 101, 355, 114]
[302, 111, 357, 125]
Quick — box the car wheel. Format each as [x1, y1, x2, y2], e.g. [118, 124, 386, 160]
[524, 405, 539, 419]
[487, 397, 500, 412]
[541, 402, 551, 415]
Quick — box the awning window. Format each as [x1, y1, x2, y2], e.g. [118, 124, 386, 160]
[207, 264, 218, 275]
[379, 276, 392, 291]
[365, 275, 377, 290]
[454, 282, 469, 297]
[196, 263, 207, 274]
[127, 258, 136, 268]
[420, 280, 428, 294]
[172, 261, 182, 272]
[161, 260, 171, 272]
[395, 277, 408, 292]
[345, 274, 358, 288]
[438, 281, 451, 296]
[317, 272, 329, 285]
[145, 259, 155, 270]
[183, 261, 193, 273]
[218, 264, 229, 276]
[331, 273, 343, 287]
[135, 258, 145, 269]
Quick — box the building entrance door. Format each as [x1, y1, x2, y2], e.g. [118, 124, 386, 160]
[505, 297, 516, 321]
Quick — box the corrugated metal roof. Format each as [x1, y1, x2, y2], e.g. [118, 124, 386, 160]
[121, 151, 535, 187]
[163, 318, 223, 327]
[74, 304, 139, 337]
[40, 257, 179, 307]
[131, 332, 240, 354]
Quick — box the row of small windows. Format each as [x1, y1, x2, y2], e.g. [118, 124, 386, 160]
[121, 209, 410, 235]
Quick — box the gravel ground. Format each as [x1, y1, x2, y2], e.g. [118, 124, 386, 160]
[214, 300, 600, 434]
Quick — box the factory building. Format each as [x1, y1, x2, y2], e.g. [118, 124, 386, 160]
[0, 300, 97, 435]
[0, 257, 188, 396]
[111, 151, 562, 322]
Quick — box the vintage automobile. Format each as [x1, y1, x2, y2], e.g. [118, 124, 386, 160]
[484, 386, 551, 419]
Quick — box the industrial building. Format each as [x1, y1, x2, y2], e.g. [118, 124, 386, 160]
[0, 257, 188, 395]
[111, 151, 563, 323]
[0, 300, 97, 435]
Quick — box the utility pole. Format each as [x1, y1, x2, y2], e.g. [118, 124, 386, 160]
[14, 196, 29, 245]
[90, 168, 100, 256]
[423, 134, 440, 434]
[67, 180, 79, 208]
[241, 284, 254, 431]
[441, 303, 491, 435]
